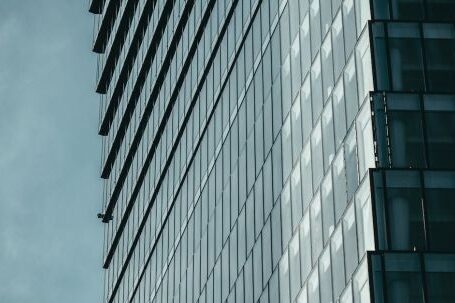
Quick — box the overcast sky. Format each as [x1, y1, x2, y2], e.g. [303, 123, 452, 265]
[0, 1, 103, 302]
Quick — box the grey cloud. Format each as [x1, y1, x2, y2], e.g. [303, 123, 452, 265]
[0, 1, 103, 302]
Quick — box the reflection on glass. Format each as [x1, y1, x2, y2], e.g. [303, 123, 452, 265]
[387, 23, 424, 91]
[424, 95, 455, 168]
[425, 254, 455, 302]
[332, 227, 346, 300]
[319, 248, 333, 303]
[322, 171, 335, 243]
[424, 171, 455, 251]
[386, 171, 426, 250]
[308, 268, 320, 303]
[423, 24, 455, 92]
[384, 254, 424, 303]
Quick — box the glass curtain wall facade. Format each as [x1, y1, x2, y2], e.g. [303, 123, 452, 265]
[89, 0, 454, 302]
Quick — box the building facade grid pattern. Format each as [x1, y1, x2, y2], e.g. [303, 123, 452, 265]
[90, 0, 455, 302]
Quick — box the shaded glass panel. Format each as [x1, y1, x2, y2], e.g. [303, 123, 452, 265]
[322, 171, 335, 243]
[289, 233, 301, 301]
[425, 254, 455, 303]
[372, 23, 390, 90]
[331, 227, 346, 300]
[319, 248, 333, 303]
[423, 24, 455, 93]
[384, 171, 426, 250]
[310, 192, 323, 265]
[333, 149, 347, 222]
[300, 214, 312, 280]
[383, 254, 424, 303]
[424, 171, 455, 252]
[333, 81, 347, 148]
[427, 0, 455, 21]
[387, 23, 425, 91]
[390, 0, 424, 20]
[332, 11, 345, 80]
[387, 94, 426, 168]
[343, 203, 358, 279]
[310, 0, 321, 59]
[424, 95, 455, 168]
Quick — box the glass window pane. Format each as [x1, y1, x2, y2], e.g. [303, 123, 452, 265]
[273, 137, 283, 202]
[291, 163, 303, 231]
[279, 250, 291, 303]
[322, 171, 335, 243]
[355, 32, 373, 104]
[256, 110, 264, 173]
[383, 254, 424, 303]
[331, 226, 346, 300]
[291, 36, 302, 99]
[353, 259, 371, 303]
[332, 11, 345, 80]
[310, 0, 321, 59]
[344, 55, 358, 126]
[282, 115, 293, 180]
[300, 14, 312, 78]
[372, 23, 390, 90]
[246, 192, 255, 255]
[230, 224, 238, 288]
[253, 237, 263, 302]
[255, 174, 264, 238]
[387, 23, 425, 91]
[333, 80, 347, 148]
[262, 218, 272, 286]
[424, 254, 455, 302]
[238, 207, 246, 270]
[355, 179, 375, 256]
[321, 0, 332, 36]
[272, 202, 282, 269]
[281, 181, 293, 247]
[273, 72, 283, 139]
[356, 103, 375, 175]
[300, 214, 312, 281]
[301, 76, 313, 143]
[282, 54, 292, 119]
[355, 0, 370, 34]
[310, 192, 323, 264]
[264, 93, 273, 155]
[385, 171, 426, 250]
[345, 128, 359, 201]
[297, 284, 308, 303]
[424, 171, 455, 251]
[387, 94, 425, 168]
[424, 95, 455, 168]
[292, 97, 303, 163]
[427, 0, 455, 21]
[322, 100, 335, 172]
[423, 24, 455, 92]
[311, 54, 323, 122]
[301, 143, 313, 211]
[343, 203, 358, 280]
[236, 269, 245, 303]
[263, 154, 273, 219]
[343, 0, 357, 57]
[322, 35, 334, 101]
[269, 269, 279, 303]
[390, 0, 424, 20]
[308, 269, 320, 303]
[333, 148, 347, 222]
[319, 248, 333, 303]
[311, 120, 324, 188]
[290, 233, 301, 301]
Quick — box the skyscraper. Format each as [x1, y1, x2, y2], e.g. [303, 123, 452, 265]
[90, 0, 455, 302]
